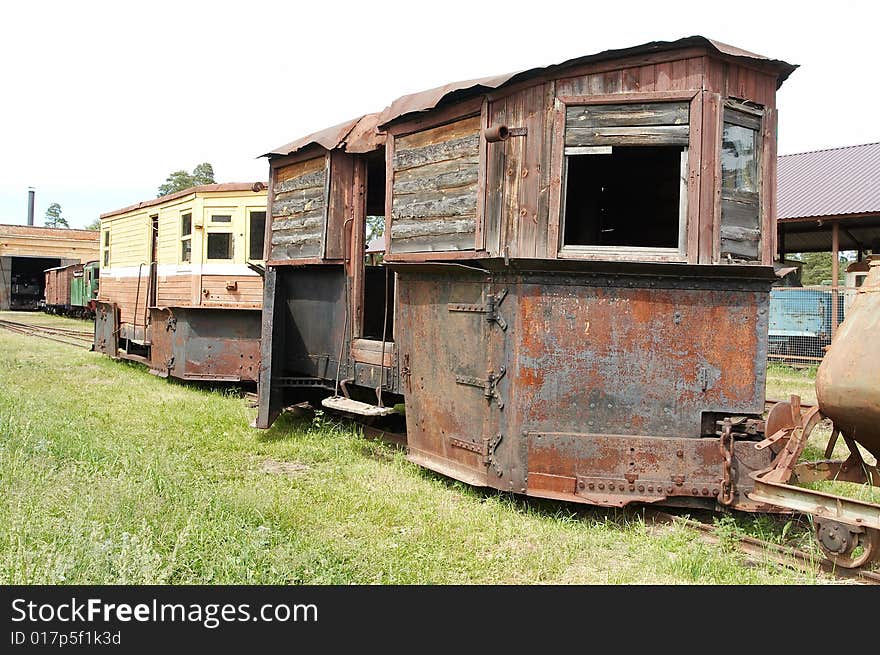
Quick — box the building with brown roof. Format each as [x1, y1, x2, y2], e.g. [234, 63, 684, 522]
[0, 224, 99, 310]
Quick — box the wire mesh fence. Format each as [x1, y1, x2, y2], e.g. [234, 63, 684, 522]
[768, 285, 858, 365]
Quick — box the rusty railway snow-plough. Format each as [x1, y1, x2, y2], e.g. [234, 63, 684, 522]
[248, 36, 880, 569]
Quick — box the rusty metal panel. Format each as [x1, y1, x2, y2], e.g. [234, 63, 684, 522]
[393, 260, 774, 505]
[274, 265, 348, 381]
[395, 268, 497, 488]
[264, 117, 361, 159]
[152, 308, 261, 382]
[526, 432, 771, 508]
[256, 268, 283, 428]
[93, 301, 118, 357]
[505, 268, 770, 439]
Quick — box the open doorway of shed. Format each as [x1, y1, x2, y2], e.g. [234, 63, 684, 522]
[9, 256, 62, 310]
[562, 146, 685, 250]
[361, 148, 394, 341]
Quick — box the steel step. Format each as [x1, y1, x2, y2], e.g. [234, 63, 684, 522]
[321, 396, 397, 417]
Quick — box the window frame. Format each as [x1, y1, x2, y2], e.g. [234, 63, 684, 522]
[246, 208, 267, 262]
[559, 145, 689, 258]
[203, 207, 237, 262]
[719, 100, 764, 263]
[102, 228, 111, 267]
[179, 210, 193, 264]
[205, 232, 234, 261]
[549, 90, 702, 264]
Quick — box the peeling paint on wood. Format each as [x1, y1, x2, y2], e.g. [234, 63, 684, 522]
[566, 102, 688, 128]
[391, 116, 480, 253]
[270, 155, 327, 260]
[565, 125, 690, 147]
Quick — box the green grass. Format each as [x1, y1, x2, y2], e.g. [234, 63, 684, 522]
[0, 311, 855, 585]
[765, 363, 819, 405]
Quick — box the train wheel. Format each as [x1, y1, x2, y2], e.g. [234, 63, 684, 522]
[815, 519, 880, 568]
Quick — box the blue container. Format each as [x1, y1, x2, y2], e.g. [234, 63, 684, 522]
[768, 288, 845, 358]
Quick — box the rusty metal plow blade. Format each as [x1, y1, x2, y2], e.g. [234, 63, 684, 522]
[748, 397, 880, 568]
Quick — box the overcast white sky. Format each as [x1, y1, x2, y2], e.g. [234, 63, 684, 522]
[1, 0, 877, 229]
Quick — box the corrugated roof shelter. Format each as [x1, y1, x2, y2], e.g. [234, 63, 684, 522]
[0, 224, 99, 310]
[778, 142, 880, 254]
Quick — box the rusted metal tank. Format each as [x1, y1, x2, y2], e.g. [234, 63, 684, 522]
[816, 258, 880, 459]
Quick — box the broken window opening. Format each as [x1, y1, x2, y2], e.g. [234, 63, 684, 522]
[360, 148, 394, 341]
[562, 145, 686, 250]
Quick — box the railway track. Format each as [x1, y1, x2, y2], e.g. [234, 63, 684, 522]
[307, 405, 880, 584]
[644, 509, 880, 585]
[0, 318, 93, 349]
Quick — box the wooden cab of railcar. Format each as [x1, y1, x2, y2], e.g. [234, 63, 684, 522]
[258, 36, 796, 513]
[95, 183, 268, 382]
[257, 114, 394, 424]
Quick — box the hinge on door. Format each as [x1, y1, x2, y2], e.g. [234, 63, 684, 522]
[166, 316, 177, 332]
[484, 433, 503, 477]
[447, 288, 508, 330]
[448, 433, 504, 477]
[455, 366, 506, 409]
[165, 355, 175, 370]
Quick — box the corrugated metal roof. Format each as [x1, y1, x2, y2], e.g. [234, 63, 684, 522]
[365, 236, 385, 253]
[263, 117, 362, 159]
[100, 183, 267, 220]
[781, 219, 880, 252]
[778, 142, 880, 220]
[265, 112, 387, 159]
[265, 36, 795, 159]
[377, 36, 796, 127]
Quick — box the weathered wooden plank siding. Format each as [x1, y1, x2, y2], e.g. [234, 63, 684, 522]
[566, 102, 688, 127]
[326, 151, 356, 261]
[556, 57, 704, 96]
[270, 156, 327, 261]
[484, 84, 547, 258]
[565, 125, 690, 147]
[0, 226, 99, 262]
[391, 116, 480, 253]
[501, 89, 524, 256]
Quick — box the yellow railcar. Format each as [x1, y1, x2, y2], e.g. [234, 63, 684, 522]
[95, 183, 267, 382]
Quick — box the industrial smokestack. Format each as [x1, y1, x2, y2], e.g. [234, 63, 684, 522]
[27, 187, 35, 226]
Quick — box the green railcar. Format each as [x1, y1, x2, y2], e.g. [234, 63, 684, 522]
[71, 261, 100, 315]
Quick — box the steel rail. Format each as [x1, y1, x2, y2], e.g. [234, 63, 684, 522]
[305, 400, 880, 583]
[0, 319, 93, 349]
[645, 509, 880, 585]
